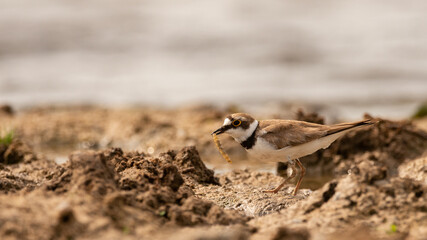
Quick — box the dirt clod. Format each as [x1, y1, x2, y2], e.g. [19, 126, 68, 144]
[52, 203, 85, 240]
[0, 144, 250, 240]
[398, 156, 427, 185]
[0, 104, 13, 116]
[296, 109, 324, 124]
[254, 157, 427, 239]
[271, 226, 311, 240]
[298, 116, 427, 176]
[167, 146, 219, 186]
[0, 139, 36, 164]
[331, 117, 427, 174]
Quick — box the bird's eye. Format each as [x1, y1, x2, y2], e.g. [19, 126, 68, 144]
[232, 120, 241, 127]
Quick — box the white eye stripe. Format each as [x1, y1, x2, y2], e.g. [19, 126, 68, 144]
[223, 118, 231, 125]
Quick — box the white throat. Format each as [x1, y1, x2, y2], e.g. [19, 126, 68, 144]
[227, 120, 258, 143]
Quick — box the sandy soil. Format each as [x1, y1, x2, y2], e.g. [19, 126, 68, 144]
[0, 105, 426, 240]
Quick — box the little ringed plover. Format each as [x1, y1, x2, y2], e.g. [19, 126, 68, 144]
[212, 113, 376, 196]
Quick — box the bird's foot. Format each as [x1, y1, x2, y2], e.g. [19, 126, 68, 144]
[262, 189, 279, 194]
[292, 189, 298, 196]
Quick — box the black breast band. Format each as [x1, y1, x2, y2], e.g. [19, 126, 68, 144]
[240, 126, 257, 149]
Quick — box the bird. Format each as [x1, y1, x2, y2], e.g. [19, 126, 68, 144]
[212, 113, 376, 196]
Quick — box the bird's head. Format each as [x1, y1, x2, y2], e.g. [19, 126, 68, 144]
[212, 113, 258, 142]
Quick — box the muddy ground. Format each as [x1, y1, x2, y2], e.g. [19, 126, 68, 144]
[0, 105, 426, 240]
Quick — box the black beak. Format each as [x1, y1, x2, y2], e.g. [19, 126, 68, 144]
[211, 126, 226, 135]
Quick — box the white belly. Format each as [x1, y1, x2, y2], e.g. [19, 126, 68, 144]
[247, 129, 352, 162]
[247, 138, 280, 161]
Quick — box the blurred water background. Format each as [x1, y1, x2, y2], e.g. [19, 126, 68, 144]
[1, 0, 427, 120]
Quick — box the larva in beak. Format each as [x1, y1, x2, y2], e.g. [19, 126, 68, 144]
[212, 134, 232, 164]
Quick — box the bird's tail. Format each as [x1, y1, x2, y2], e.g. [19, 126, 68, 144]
[326, 118, 378, 136]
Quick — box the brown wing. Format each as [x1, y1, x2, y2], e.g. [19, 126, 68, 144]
[258, 120, 329, 149]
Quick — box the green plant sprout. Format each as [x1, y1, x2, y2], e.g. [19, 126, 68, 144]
[387, 223, 398, 234]
[0, 129, 14, 145]
[159, 210, 166, 217]
[122, 226, 130, 234]
[412, 103, 427, 119]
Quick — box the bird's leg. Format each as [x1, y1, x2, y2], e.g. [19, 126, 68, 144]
[263, 161, 297, 194]
[292, 159, 306, 196]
